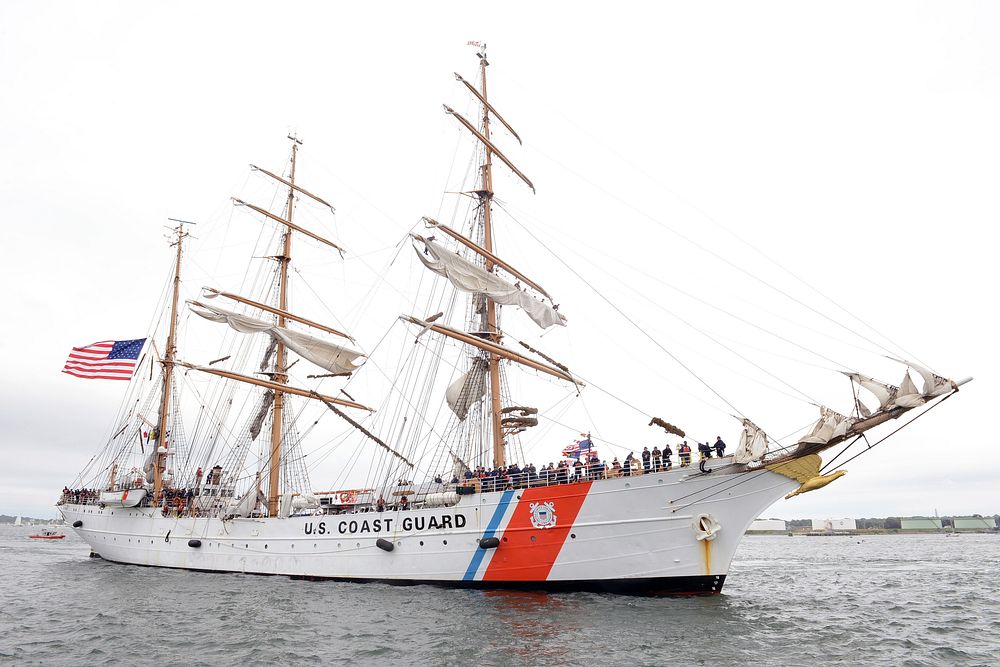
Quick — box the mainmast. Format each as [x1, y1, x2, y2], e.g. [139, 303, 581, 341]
[267, 135, 300, 516]
[477, 51, 505, 470]
[154, 221, 187, 506]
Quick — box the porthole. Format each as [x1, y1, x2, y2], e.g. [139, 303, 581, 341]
[264, 544, 268, 550]
[570, 533, 576, 539]
[530, 535, 537, 542]
[443, 540, 448, 545]
[419, 541, 424, 546]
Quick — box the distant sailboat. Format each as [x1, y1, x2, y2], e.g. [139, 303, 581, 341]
[13, 516, 22, 527]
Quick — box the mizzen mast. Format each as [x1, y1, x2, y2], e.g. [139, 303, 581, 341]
[154, 220, 188, 506]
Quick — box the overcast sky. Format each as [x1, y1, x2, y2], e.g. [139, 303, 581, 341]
[1, 1, 996, 521]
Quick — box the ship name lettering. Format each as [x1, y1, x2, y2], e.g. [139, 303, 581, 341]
[329, 513, 466, 535]
[303, 521, 327, 535]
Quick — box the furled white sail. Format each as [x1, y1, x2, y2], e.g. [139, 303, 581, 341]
[888, 358, 954, 398]
[893, 371, 925, 409]
[412, 237, 566, 329]
[190, 302, 364, 375]
[445, 362, 488, 421]
[844, 372, 898, 411]
[734, 420, 769, 464]
[271, 328, 362, 377]
[228, 488, 265, 518]
[450, 450, 470, 481]
[798, 408, 851, 446]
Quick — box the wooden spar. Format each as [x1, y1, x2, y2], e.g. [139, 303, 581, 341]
[418, 219, 551, 299]
[154, 223, 185, 506]
[454, 73, 522, 145]
[402, 316, 580, 385]
[267, 140, 296, 517]
[250, 164, 336, 211]
[177, 362, 372, 411]
[232, 198, 345, 254]
[201, 288, 354, 341]
[443, 105, 535, 193]
[476, 55, 507, 471]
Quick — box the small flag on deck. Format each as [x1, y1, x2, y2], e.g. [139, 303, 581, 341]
[62, 339, 146, 380]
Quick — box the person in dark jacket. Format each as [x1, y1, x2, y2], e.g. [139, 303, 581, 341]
[662, 444, 673, 470]
[714, 436, 727, 458]
[641, 447, 651, 473]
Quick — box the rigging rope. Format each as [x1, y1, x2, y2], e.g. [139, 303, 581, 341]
[493, 202, 746, 418]
[514, 97, 928, 368]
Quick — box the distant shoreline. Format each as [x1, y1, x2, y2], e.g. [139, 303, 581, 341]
[749, 529, 998, 536]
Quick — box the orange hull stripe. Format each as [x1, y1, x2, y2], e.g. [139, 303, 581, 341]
[483, 481, 592, 581]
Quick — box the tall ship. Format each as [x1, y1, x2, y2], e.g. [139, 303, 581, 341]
[58, 49, 969, 595]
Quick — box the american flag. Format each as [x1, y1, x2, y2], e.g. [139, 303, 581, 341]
[62, 339, 146, 380]
[562, 434, 596, 460]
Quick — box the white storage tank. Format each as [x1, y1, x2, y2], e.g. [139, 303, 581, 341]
[953, 517, 995, 530]
[747, 518, 787, 532]
[811, 518, 857, 531]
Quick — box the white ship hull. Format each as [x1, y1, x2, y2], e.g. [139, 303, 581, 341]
[60, 464, 797, 595]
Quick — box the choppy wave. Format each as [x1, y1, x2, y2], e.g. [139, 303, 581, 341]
[0, 528, 997, 666]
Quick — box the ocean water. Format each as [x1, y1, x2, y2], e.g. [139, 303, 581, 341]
[0, 527, 997, 666]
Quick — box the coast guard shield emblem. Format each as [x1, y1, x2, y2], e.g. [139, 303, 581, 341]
[529, 501, 557, 529]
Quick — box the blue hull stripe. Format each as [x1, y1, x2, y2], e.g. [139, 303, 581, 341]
[463, 489, 515, 581]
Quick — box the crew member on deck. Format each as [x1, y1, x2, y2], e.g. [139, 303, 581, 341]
[642, 447, 651, 473]
[679, 442, 691, 467]
[698, 441, 712, 459]
[662, 444, 673, 470]
[714, 436, 727, 458]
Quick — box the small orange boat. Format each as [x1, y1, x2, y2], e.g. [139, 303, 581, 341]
[29, 530, 65, 539]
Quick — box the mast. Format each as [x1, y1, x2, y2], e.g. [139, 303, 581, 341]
[154, 221, 186, 506]
[477, 50, 505, 469]
[268, 135, 300, 516]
